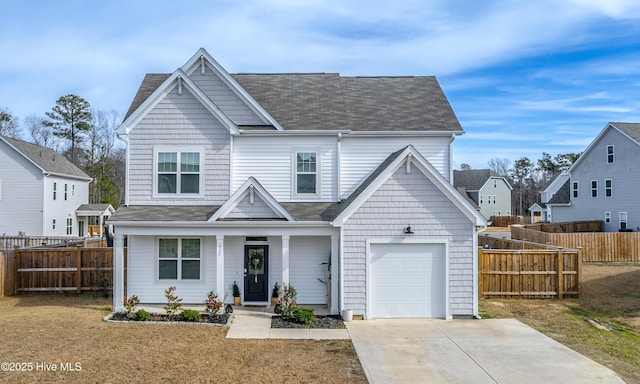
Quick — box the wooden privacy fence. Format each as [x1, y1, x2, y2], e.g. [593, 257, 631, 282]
[0, 236, 84, 251]
[479, 247, 581, 299]
[0, 252, 15, 297]
[512, 225, 640, 262]
[479, 234, 559, 250]
[11, 247, 125, 294]
[521, 220, 603, 233]
[489, 216, 527, 227]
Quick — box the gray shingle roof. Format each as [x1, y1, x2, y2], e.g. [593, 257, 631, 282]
[124, 72, 463, 133]
[547, 180, 571, 205]
[109, 206, 220, 222]
[610, 122, 640, 144]
[453, 169, 500, 191]
[1, 136, 90, 180]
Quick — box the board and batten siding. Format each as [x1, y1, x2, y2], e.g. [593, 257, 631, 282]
[127, 86, 231, 205]
[232, 136, 337, 201]
[289, 236, 331, 304]
[340, 136, 451, 199]
[555, 127, 640, 231]
[342, 163, 475, 317]
[0, 141, 44, 236]
[126, 235, 216, 303]
[189, 66, 266, 126]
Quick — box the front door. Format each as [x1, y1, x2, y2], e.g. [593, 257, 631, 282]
[244, 245, 268, 301]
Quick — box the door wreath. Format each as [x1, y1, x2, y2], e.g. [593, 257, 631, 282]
[249, 250, 264, 283]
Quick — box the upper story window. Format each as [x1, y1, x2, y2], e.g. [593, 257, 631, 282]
[53, 182, 57, 200]
[605, 212, 611, 224]
[572, 181, 579, 198]
[155, 148, 203, 196]
[295, 152, 318, 195]
[605, 179, 612, 197]
[591, 180, 598, 198]
[607, 145, 614, 163]
[64, 184, 68, 201]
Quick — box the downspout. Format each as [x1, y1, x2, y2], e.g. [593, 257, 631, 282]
[336, 132, 342, 199]
[116, 132, 130, 205]
[449, 134, 455, 183]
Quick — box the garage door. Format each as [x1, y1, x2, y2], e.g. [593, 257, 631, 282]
[370, 243, 446, 318]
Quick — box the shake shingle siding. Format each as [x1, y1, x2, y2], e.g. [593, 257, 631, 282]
[128, 87, 231, 205]
[342, 163, 474, 316]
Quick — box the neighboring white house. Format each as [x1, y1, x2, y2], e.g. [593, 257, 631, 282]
[453, 169, 512, 220]
[528, 172, 569, 223]
[109, 48, 486, 319]
[547, 122, 640, 232]
[0, 136, 93, 237]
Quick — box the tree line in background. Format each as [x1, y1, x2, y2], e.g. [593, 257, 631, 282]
[0, 97, 124, 208]
[460, 152, 581, 217]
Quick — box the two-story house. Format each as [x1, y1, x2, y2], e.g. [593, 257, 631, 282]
[0, 136, 93, 237]
[547, 122, 640, 232]
[109, 48, 486, 319]
[453, 169, 512, 220]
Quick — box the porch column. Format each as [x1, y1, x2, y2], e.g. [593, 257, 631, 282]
[216, 235, 225, 299]
[330, 233, 339, 314]
[112, 233, 125, 312]
[282, 235, 290, 285]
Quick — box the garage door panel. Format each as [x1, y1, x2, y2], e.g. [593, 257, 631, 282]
[370, 243, 446, 318]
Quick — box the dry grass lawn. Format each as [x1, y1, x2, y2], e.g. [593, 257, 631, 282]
[0, 295, 366, 383]
[481, 263, 640, 383]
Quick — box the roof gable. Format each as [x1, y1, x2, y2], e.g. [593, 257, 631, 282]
[453, 169, 509, 191]
[568, 122, 640, 173]
[332, 146, 485, 226]
[0, 136, 91, 181]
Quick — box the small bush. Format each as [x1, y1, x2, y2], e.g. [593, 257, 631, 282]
[123, 295, 140, 318]
[164, 286, 183, 316]
[278, 283, 298, 318]
[135, 309, 150, 321]
[204, 291, 224, 318]
[181, 309, 201, 322]
[293, 307, 315, 325]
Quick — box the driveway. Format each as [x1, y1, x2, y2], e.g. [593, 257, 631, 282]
[347, 318, 624, 383]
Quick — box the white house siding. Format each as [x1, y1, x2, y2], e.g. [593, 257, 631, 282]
[340, 136, 451, 199]
[225, 193, 281, 219]
[289, 236, 331, 304]
[558, 128, 640, 231]
[478, 178, 511, 219]
[0, 142, 44, 236]
[127, 235, 216, 303]
[43, 176, 89, 237]
[342, 163, 474, 317]
[189, 66, 266, 126]
[232, 135, 337, 201]
[127, 86, 231, 205]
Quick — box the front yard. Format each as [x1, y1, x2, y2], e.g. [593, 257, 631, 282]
[481, 263, 640, 383]
[0, 295, 366, 383]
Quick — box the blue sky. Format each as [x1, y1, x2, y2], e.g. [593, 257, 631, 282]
[1, 0, 639, 169]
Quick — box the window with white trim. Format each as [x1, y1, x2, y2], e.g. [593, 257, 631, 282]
[493, 195, 496, 204]
[605, 212, 611, 224]
[155, 150, 202, 195]
[158, 238, 201, 280]
[572, 181, 579, 198]
[53, 182, 57, 200]
[52, 219, 56, 230]
[66, 218, 72, 235]
[619, 212, 628, 230]
[607, 145, 614, 163]
[480, 195, 483, 204]
[295, 152, 317, 195]
[64, 184, 68, 201]
[591, 180, 598, 198]
[605, 179, 612, 197]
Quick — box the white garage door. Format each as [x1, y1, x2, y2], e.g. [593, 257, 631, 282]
[370, 243, 446, 318]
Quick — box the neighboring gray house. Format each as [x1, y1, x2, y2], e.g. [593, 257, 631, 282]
[109, 48, 486, 320]
[528, 172, 569, 223]
[0, 136, 92, 237]
[453, 169, 512, 220]
[548, 122, 640, 232]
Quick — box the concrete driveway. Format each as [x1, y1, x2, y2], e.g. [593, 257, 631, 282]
[347, 318, 624, 383]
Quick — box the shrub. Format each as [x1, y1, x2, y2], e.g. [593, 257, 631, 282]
[164, 286, 183, 316]
[123, 295, 140, 318]
[293, 307, 315, 325]
[232, 281, 241, 297]
[181, 309, 201, 322]
[135, 309, 150, 321]
[277, 283, 298, 318]
[204, 291, 224, 318]
[272, 281, 281, 298]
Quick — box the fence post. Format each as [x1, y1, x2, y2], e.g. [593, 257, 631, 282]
[577, 247, 583, 298]
[478, 246, 484, 300]
[76, 246, 82, 293]
[557, 247, 564, 300]
[13, 246, 19, 295]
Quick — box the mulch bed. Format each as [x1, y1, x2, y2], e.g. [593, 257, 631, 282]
[271, 315, 345, 329]
[109, 312, 230, 325]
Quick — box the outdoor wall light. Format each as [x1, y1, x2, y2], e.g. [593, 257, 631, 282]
[404, 226, 414, 235]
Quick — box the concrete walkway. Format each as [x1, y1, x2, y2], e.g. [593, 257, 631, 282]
[226, 306, 350, 340]
[347, 318, 624, 384]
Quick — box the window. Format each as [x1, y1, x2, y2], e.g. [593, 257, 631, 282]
[53, 182, 57, 200]
[605, 212, 611, 224]
[607, 145, 614, 163]
[158, 238, 201, 280]
[72, 184, 75, 196]
[605, 179, 612, 197]
[619, 212, 628, 230]
[493, 195, 496, 204]
[66, 218, 72, 235]
[480, 195, 483, 204]
[572, 182, 579, 198]
[64, 184, 68, 201]
[156, 150, 201, 195]
[591, 180, 598, 198]
[52, 219, 56, 230]
[494, 180, 497, 188]
[295, 152, 317, 194]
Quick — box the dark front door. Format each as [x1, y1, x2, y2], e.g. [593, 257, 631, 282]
[244, 245, 268, 301]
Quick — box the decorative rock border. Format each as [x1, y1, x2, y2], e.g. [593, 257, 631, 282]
[103, 313, 233, 327]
